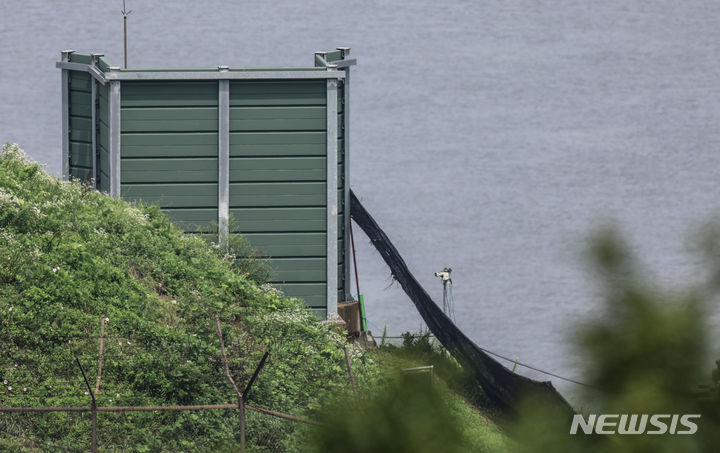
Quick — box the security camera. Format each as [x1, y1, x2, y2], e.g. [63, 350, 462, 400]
[434, 267, 452, 281]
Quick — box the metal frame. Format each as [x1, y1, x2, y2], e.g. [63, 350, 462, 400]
[58, 51, 354, 320]
[104, 70, 344, 81]
[56, 61, 345, 85]
[55, 61, 106, 85]
[108, 80, 121, 197]
[60, 50, 74, 181]
[217, 68, 230, 247]
[326, 79, 339, 318]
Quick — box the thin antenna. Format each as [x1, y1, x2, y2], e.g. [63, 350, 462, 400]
[121, 0, 133, 69]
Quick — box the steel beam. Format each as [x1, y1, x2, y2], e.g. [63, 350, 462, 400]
[218, 72, 230, 246]
[91, 79, 97, 184]
[60, 51, 74, 181]
[103, 70, 344, 81]
[108, 80, 121, 197]
[55, 61, 106, 85]
[326, 79, 339, 318]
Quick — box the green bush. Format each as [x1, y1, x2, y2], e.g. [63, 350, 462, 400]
[0, 144, 377, 452]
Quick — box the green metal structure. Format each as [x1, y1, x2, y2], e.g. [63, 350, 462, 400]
[57, 49, 355, 319]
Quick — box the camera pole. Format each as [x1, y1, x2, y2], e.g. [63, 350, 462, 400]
[434, 267, 454, 320]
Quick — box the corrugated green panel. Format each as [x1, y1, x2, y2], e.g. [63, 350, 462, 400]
[121, 108, 218, 132]
[69, 72, 92, 92]
[269, 258, 325, 282]
[70, 91, 92, 118]
[122, 82, 218, 107]
[242, 233, 325, 257]
[98, 100, 109, 126]
[229, 182, 324, 207]
[70, 117, 92, 143]
[122, 133, 218, 158]
[121, 158, 218, 183]
[275, 283, 325, 308]
[229, 81, 325, 106]
[99, 82, 109, 100]
[99, 123, 109, 150]
[229, 132, 325, 156]
[70, 143, 93, 168]
[69, 53, 92, 65]
[98, 56, 112, 72]
[69, 167, 92, 181]
[163, 208, 217, 233]
[121, 183, 218, 207]
[229, 157, 325, 182]
[99, 145, 110, 177]
[229, 107, 325, 132]
[229, 207, 324, 232]
[99, 170, 110, 188]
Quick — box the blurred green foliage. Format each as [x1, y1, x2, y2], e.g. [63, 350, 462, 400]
[309, 371, 506, 453]
[512, 229, 720, 452]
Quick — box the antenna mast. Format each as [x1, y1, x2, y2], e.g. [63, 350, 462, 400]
[121, 0, 133, 69]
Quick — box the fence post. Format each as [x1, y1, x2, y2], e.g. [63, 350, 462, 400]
[343, 345, 358, 397]
[215, 315, 246, 451]
[74, 355, 98, 453]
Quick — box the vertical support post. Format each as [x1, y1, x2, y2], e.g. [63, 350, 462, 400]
[218, 67, 230, 247]
[326, 78, 339, 319]
[91, 55, 103, 187]
[60, 50, 74, 181]
[74, 355, 98, 453]
[215, 316, 245, 451]
[108, 73, 122, 198]
[338, 47, 352, 301]
[343, 345, 358, 397]
[91, 80, 97, 184]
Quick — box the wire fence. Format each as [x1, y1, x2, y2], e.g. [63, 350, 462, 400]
[0, 315, 330, 453]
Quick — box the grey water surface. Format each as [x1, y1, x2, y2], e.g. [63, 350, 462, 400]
[3, 0, 720, 402]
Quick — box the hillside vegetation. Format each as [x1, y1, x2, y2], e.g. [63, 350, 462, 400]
[0, 144, 376, 451]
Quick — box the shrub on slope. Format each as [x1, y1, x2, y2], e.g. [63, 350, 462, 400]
[0, 144, 374, 452]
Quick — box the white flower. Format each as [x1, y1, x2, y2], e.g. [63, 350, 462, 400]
[126, 341, 131, 345]
[116, 393, 120, 398]
[8, 307, 12, 311]
[2, 380, 6, 385]
[52, 267, 58, 273]
[118, 341, 122, 346]
[84, 391, 89, 396]
[7, 386, 11, 391]
[104, 317, 109, 323]
[22, 388, 27, 392]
